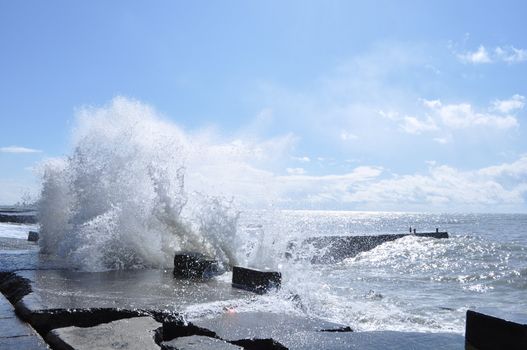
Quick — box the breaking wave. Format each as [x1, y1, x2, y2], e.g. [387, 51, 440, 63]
[38, 97, 255, 271]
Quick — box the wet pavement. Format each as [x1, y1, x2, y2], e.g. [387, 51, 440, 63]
[0, 233, 466, 349]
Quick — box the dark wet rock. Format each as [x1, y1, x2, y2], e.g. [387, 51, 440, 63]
[290, 232, 449, 264]
[161, 335, 243, 350]
[46, 316, 161, 350]
[465, 309, 527, 350]
[272, 330, 464, 350]
[165, 312, 351, 343]
[27, 231, 39, 242]
[232, 266, 281, 294]
[0, 271, 32, 304]
[173, 252, 223, 279]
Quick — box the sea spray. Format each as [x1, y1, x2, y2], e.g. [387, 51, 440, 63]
[38, 97, 248, 271]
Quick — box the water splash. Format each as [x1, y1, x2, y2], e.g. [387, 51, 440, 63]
[38, 97, 245, 271]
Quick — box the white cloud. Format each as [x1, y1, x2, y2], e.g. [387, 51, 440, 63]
[491, 94, 525, 113]
[457, 45, 527, 64]
[291, 156, 311, 162]
[423, 99, 518, 130]
[400, 115, 438, 134]
[339, 157, 527, 210]
[495, 46, 527, 63]
[478, 155, 527, 178]
[252, 156, 527, 211]
[286, 167, 306, 175]
[0, 146, 42, 154]
[458, 45, 492, 64]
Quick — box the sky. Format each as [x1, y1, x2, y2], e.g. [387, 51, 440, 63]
[1, 1, 527, 212]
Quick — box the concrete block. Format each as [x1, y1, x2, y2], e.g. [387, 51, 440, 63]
[0, 335, 50, 350]
[232, 266, 281, 294]
[46, 316, 161, 350]
[173, 252, 223, 279]
[161, 335, 243, 350]
[27, 231, 39, 242]
[465, 309, 527, 350]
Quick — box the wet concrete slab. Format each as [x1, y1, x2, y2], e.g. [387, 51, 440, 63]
[183, 311, 351, 342]
[161, 335, 243, 350]
[47, 316, 160, 350]
[274, 330, 464, 350]
[0, 291, 14, 317]
[0, 293, 50, 349]
[15, 269, 252, 313]
[0, 335, 50, 350]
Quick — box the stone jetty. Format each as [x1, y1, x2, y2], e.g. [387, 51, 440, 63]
[287, 231, 449, 263]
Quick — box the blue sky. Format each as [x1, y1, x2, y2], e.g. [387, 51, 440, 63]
[1, 1, 527, 211]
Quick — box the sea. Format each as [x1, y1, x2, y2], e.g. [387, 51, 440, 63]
[2, 209, 526, 334]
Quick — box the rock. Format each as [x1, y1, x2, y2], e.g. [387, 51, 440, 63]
[173, 252, 223, 279]
[27, 231, 39, 242]
[161, 335, 243, 350]
[232, 266, 281, 294]
[46, 316, 161, 350]
[465, 309, 527, 350]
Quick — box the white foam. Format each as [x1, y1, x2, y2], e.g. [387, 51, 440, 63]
[37, 97, 274, 271]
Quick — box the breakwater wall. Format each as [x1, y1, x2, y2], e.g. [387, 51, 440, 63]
[288, 232, 448, 264]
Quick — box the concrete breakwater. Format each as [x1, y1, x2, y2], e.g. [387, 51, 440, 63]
[0, 235, 465, 349]
[0, 210, 37, 224]
[287, 231, 449, 263]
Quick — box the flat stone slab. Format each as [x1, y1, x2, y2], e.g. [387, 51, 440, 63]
[0, 293, 49, 349]
[15, 269, 251, 313]
[188, 311, 351, 342]
[0, 335, 50, 350]
[47, 316, 160, 350]
[275, 330, 464, 350]
[0, 291, 14, 317]
[161, 335, 243, 350]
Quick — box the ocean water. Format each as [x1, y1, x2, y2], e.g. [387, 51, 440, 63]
[2, 210, 525, 334]
[234, 210, 527, 334]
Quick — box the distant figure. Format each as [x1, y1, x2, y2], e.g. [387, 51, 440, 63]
[413, 228, 416, 234]
[436, 228, 439, 233]
[409, 227, 412, 233]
